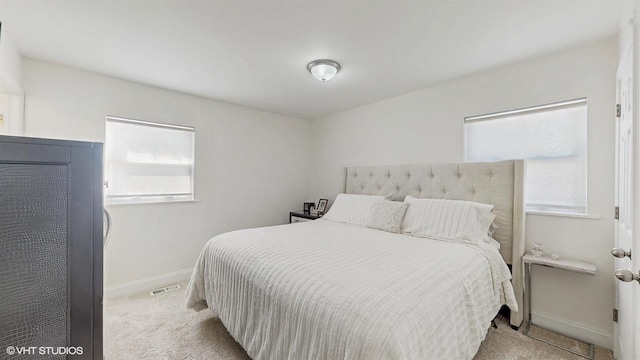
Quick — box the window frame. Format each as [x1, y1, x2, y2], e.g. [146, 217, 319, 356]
[105, 115, 195, 205]
[463, 98, 588, 216]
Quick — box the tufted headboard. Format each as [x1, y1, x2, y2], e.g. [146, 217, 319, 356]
[344, 160, 525, 327]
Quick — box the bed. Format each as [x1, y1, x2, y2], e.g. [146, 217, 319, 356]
[187, 160, 525, 359]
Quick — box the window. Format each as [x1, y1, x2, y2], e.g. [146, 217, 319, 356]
[105, 116, 195, 204]
[464, 98, 587, 214]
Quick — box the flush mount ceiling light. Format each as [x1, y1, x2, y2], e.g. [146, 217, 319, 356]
[307, 59, 341, 82]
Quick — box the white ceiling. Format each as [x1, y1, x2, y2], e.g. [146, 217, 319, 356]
[0, 0, 631, 119]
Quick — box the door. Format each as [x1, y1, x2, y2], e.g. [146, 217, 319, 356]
[614, 41, 640, 360]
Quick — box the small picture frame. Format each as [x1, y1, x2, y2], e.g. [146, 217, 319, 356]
[317, 199, 328, 214]
[303, 202, 315, 214]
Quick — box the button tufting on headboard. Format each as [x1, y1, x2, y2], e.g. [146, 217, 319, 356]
[344, 160, 522, 267]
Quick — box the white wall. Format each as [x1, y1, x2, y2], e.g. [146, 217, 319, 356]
[0, 30, 22, 93]
[309, 37, 618, 348]
[0, 30, 24, 136]
[22, 59, 311, 294]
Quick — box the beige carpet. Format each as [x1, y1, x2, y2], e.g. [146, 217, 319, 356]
[104, 283, 613, 360]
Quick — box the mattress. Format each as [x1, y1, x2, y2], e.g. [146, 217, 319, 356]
[186, 219, 516, 360]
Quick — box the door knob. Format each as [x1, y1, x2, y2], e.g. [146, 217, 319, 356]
[615, 269, 640, 283]
[611, 248, 632, 259]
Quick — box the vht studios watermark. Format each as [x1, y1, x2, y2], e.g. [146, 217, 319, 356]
[5, 346, 84, 356]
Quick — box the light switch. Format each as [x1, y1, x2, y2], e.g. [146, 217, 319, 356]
[0, 114, 4, 125]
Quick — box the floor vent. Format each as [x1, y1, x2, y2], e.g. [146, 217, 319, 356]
[149, 284, 181, 296]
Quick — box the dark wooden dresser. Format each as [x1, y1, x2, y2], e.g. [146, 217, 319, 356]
[0, 135, 103, 359]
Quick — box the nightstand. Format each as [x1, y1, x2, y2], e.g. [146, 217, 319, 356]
[289, 211, 322, 223]
[522, 253, 596, 359]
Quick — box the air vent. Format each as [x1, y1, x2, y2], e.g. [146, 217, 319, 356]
[149, 284, 181, 296]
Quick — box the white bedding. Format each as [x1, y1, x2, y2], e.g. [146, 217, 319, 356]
[186, 219, 517, 360]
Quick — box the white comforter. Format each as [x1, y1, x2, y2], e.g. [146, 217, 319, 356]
[187, 219, 517, 360]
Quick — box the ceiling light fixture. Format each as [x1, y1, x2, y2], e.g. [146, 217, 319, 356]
[307, 59, 341, 82]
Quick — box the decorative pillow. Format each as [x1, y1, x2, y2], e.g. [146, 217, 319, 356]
[402, 196, 495, 243]
[365, 200, 409, 233]
[322, 194, 390, 226]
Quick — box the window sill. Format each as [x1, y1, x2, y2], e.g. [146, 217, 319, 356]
[106, 198, 197, 206]
[526, 210, 600, 220]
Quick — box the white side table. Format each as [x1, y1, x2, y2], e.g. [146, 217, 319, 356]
[522, 253, 596, 359]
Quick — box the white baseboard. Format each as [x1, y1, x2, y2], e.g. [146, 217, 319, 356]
[104, 268, 193, 300]
[531, 311, 613, 350]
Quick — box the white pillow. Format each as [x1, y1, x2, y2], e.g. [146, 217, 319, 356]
[488, 221, 498, 237]
[484, 235, 501, 249]
[365, 200, 409, 233]
[322, 194, 389, 226]
[402, 196, 494, 243]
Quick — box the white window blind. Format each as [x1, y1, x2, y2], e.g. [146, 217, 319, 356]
[105, 116, 195, 204]
[464, 98, 587, 214]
